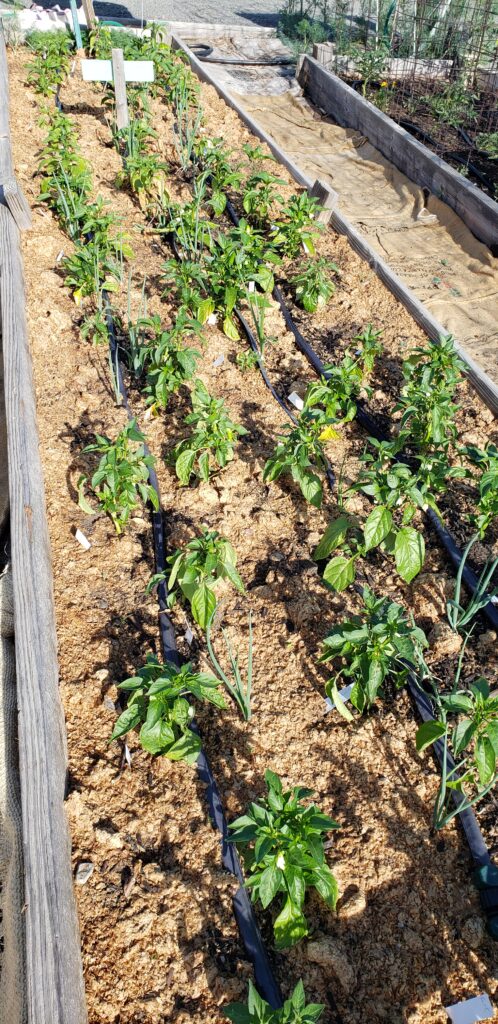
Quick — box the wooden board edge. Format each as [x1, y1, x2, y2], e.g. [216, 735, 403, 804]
[1, 207, 87, 1024]
[0, 31, 87, 1022]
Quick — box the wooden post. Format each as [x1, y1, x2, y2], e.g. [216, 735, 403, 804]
[81, 0, 96, 32]
[309, 178, 339, 224]
[69, 0, 83, 51]
[111, 48, 129, 130]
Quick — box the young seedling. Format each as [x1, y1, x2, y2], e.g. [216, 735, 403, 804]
[172, 380, 247, 485]
[78, 419, 159, 534]
[224, 980, 324, 1024]
[229, 770, 339, 948]
[110, 655, 225, 763]
[148, 528, 245, 630]
[206, 609, 253, 721]
[320, 587, 428, 716]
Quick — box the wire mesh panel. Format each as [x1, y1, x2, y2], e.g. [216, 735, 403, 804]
[280, 0, 498, 197]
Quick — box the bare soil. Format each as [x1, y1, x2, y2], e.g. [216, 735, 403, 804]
[7, 47, 498, 1024]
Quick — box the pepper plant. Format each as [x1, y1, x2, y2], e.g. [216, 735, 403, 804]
[394, 335, 464, 454]
[290, 256, 339, 313]
[110, 655, 225, 763]
[242, 170, 287, 226]
[461, 443, 498, 537]
[320, 587, 428, 716]
[172, 380, 247, 485]
[26, 30, 74, 95]
[263, 409, 333, 508]
[224, 980, 324, 1024]
[271, 193, 322, 257]
[133, 313, 202, 412]
[148, 528, 245, 629]
[78, 419, 159, 534]
[229, 770, 339, 949]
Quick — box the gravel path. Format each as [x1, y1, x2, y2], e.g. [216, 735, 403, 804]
[26, 0, 283, 26]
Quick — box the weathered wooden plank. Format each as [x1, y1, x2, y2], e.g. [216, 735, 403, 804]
[0, 28, 87, 1024]
[310, 178, 338, 224]
[111, 48, 129, 130]
[0, 27, 31, 231]
[173, 32, 498, 416]
[80, 0, 96, 31]
[0, 203, 87, 1024]
[299, 55, 498, 252]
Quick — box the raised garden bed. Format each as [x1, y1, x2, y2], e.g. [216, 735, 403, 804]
[5, 25, 498, 1024]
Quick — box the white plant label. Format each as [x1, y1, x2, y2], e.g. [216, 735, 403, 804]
[325, 683, 354, 714]
[81, 59, 155, 83]
[288, 391, 304, 411]
[445, 994, 494, 1024]
[75, 528, 91, 550]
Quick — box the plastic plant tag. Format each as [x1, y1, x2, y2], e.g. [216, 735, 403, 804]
[445, 995, 494, 1024]
[288, 391, 304, 411]
[81, 59, 155, 83]
[74, 528, 91, 550]
[325, 682, 354, 713]
[248, 281, 255, 293]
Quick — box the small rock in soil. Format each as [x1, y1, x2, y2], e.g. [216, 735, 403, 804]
[75, 861, 94, 885]
[306, 936, 356, 992]
[461, 914, 485, 949]
[477, 631, 497, 657]
[428, 622, 463, 659]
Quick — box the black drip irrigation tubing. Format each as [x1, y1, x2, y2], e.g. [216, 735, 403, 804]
[52, 92, 284, 1010]
[189, 43, 296, 67]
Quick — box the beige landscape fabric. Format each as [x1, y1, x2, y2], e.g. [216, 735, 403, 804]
[234, 90, 498, 381]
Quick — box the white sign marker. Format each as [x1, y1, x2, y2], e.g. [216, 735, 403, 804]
[288, 391, 304, 411]
[81, 58, 155, 84]
[74, 528, 91, 551]
[445, 994, 494, 1024]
